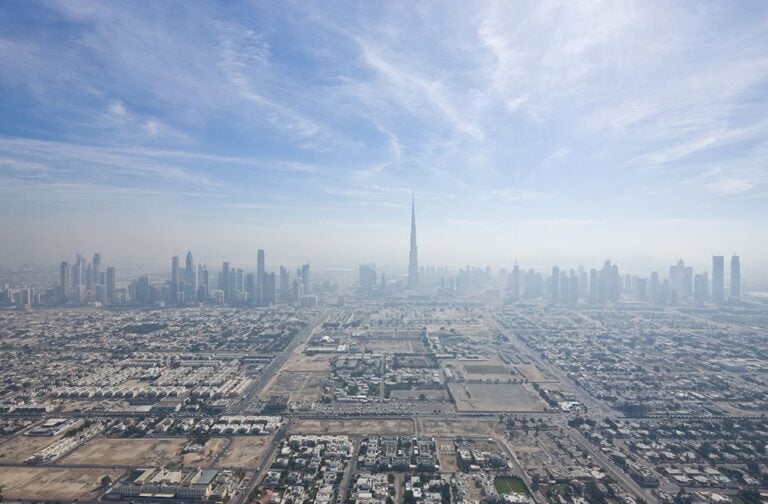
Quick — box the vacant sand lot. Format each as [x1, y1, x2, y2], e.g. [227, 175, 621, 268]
[436, 439, 458, 472]
[419, 418, 504, 438]
[181, 437, 228, 467]
[359, 337, 427, 353]
[216, 436, 270, 469]
[61, 437, 187, 466]
[0, 434, 62, 462]
[390, 387, 449, 400]
[282, 353, 333, 372]
[449, 382, 547, 412]
[293, 418, 414, 435]
[0, 467, 123, 501]
[513, 363, 557, 383]
[262, 371, 329, 403]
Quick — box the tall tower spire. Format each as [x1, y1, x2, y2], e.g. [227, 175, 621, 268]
[408, 193, 419, 287]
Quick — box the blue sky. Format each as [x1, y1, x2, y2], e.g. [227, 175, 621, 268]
[1, 1, 767, 272]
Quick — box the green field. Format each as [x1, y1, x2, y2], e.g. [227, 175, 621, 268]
[464, 364, 508, 375]
[494, 476, 529, 495]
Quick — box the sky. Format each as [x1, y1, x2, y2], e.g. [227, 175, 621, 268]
[1, 0, 767, 274]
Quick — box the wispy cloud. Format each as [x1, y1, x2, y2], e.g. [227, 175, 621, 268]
[0, 0, 767, 264]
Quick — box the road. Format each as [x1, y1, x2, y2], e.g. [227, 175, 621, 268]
[233, 308, 330, 414]
[233, 418, 292, 504]
[230, 309, 329, 503]
[482, 312, 612, 418]
[569, 428, 656, 502]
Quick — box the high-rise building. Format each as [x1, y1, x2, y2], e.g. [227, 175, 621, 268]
[610, 264, 620, 302]
[222, 262, 230, 302]
[106, 267, 116, 305]
[569, 269, 579, 306]
[257, 249, 265, 304]
[589, 268, 598, 304]
[246, 273, 256, 303]
[236, 268, 244, 294]
[669, 259, 692, 301]
[578, 266, 588, 299]
[199, 264, 208, 301]
[649, 271, 660, 303]
[185, 251, 196, 299]
[301, 263, 311, 295]
[408, 195, 419, 287]
[730, 255, 741, 299]
[359, 264, 377, 292]
[510, 264, 520, 301]
[92, 253, 102, 285]
[263, 272, 276, 305]
[279, 266, 290, 302]
[712, 255, 725, 303]
[59, 261, 70, 303]
[73, 254, 85, 289]
[551, 266, 560, 303]
[171, 255, 180, 304]
[137, 275, 151, 304]
[694, 272, 709, 303]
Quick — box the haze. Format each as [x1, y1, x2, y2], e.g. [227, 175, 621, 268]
[1, 1, 767, 273]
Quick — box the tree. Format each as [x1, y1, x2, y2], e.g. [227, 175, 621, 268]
[738, 489, 761, 504]
[100, 475, 112, 488]
[584, 480, 606, 504]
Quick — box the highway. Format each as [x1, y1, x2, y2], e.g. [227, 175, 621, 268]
[229, 309, 330, 504]
[233, 308, 331, 414]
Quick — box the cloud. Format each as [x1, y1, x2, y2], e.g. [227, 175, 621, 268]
[0, 1, 767, 266]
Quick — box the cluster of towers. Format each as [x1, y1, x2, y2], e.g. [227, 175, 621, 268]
[502, 255, 742, 306]
[163, 250, 313, 307]
[59, 253, 116, 305]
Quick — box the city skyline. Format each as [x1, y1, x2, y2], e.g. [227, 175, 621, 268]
[3, 3, 768, 503]
[1, 1, 767, 268]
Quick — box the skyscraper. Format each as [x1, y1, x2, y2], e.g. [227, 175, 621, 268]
[301, 263, 311, 295]
[730, 255, 741, 299]
[510, 263, 520, 301]
[359, 264, 377, 292]
[92, 253, 102, 285]
[59, 261, 70, 303]
[712, 255, 724, 303]
[171, 255, 180, 304]
[694, 272, 709, 303]
[257, 249, 265, 304]
[551, 266, 560, 303]
[408, 195, 419, 287]
[222, 262, 230, 302]
[263, 272, 276, 305]
[185, 252, 195, 297]
[106, 267, 116, 305]
[73, 253, 85, 289]
[279, 266, 289, 302]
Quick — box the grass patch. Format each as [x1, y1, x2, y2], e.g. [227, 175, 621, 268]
[494, 476, 529, 495]
[464, 364, 508, 375]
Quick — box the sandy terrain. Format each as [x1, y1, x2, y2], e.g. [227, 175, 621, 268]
[0, 467, 123, 501]
[358, 338, 427, 353]
[281, 353, 333, 372]
[181, 437, 228, 467]
[0, 434, 63, 462]
[216, 436, 270, 469]
[60, 437, 187, 466]
[261, 371, 328, 403]
[293, 418, 414, 435]
[419, 418, 504, 438]
[513, 363, 557, 383]
[436, 439, 458, 472]
[448, 382, 547, 412]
